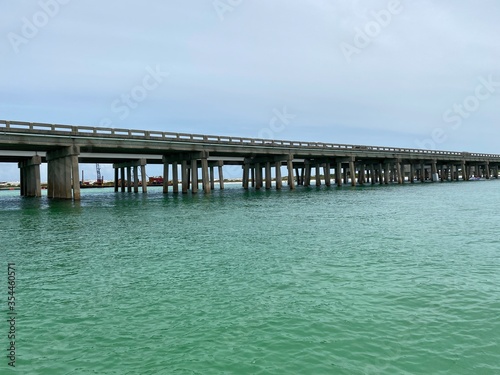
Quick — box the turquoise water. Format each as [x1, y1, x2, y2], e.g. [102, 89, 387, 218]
[1, 181, 499, 374]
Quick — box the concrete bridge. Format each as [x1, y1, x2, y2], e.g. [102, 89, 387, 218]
[1, 120, 499, 200]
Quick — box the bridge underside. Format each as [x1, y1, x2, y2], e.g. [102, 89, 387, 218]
[3, 149, 499, 200]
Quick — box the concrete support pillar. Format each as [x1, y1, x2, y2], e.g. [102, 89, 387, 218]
[359, 164, 365, 185]
[71, 155, 80, 200]
[275, 161, 282, 190]
[336, 161, 342, 187]
[47, 163, 53, 196]
[315, 164, 321, 186]
[485, 162, 490, 179]
[295, 167, 301, 185]
[20, 167, 25, 196]
[18, 155, 42, 197]
[46, 146, 80, 200]
[133, 166, 139, 193]
[304, 160, 311, 187]
[396, 162, 403, 184]
[300, 167, 305, 186]
[255, 163, 262, 190]
[251, 167, 255, 188]
[287, 158, 295, 189]
[201, 158, 210, 194]
[163, 162, 169, 194]
[350, 160, 356, 186]
[114, 168, 119, 192]
[494, 165, 499, 179]
[461, 161, 467, 181]
[32, 157, 41, 199]
[127, 167, 132, 192]
[243, 162, 250, 190]
[63, 158, 72, 198]
[120, 167, 126, 192]
[209, 166, 215, 190]
[265, 162, 272, 190]
[431, 160, 438, 182]
[172, 162, 179, 193]
[420, 162, 425, 183]
[182, 160, 188, 193]
[384, 163, 390, 185]
[218, 161, 224, 189]
[141, 164, 147, 193]
[343, 167, 348, 184]
[410, 164, 415, 184]
[325, 163, 331, 187]
[51, 159, 62, 198]
[191, 159, 198, 193]
[370, 164, 376, 185]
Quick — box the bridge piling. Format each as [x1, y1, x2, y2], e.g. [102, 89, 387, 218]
[287, 158, 295, 189]
[396, 161, 403, 184]
[18, 155, 42, 197]
[191, 159, 198, 193]
[218, 161, 224, 189]
[114, 168, 119, 192]
[120, 167, 125, 192]
[304, 160, 311, 187]
[315, 164, 321, 186]
[255, 163, 262, 190]
[325, 163, 331, 187]
[209, 165, 215, 190]
[127, 167, 132, 192]
[181, 160, 188, 193]
[243, 162, 249, 189]
[46, 146, 80, 200]
[201, 157, 210, 194]
[133, 166, 139, 192]
[275, 161, 282, 190]
[265, 162, 272, 189]
[163, 162, 169, 194]
[172, 162, 179, 193]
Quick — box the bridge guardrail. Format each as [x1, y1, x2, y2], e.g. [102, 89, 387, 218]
[1, 120, 500, 160]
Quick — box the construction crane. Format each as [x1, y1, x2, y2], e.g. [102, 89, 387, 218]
[96, 164, 103, 185]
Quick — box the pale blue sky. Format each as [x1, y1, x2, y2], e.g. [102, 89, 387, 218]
[1, 0, 499, 181]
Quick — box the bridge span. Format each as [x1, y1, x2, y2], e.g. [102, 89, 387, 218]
[1, 120, 499, 200]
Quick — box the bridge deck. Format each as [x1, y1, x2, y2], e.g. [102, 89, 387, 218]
[1, 120, 499, 200]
